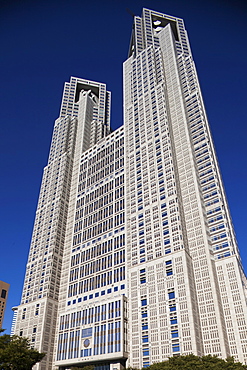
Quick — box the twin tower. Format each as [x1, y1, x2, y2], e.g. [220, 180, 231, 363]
[13, 8, 247, 370]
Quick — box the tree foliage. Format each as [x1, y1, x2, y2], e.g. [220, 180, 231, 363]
[142, 355, 247, 370]
[0, 329, 45, 370]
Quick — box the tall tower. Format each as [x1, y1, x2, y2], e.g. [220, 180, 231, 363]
[14, 8, 247, 370]
[123, 8, 247, 366]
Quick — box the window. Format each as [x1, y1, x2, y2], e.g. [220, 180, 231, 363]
[168, 292, 175, 299]
[83, 348, 92, 357]
[1, 289, 6, 299]
[142, 335, 149, 343]
[22, 308, 26, 319]
[141, 299, 147, 306]
[169, 305, 176, 312]
[172, 343, 180, 352]
[171, 330, 179, 338]
[143, 349, 149, 356]
[82, 328, 92, 338]
[170, 318, 177, 325]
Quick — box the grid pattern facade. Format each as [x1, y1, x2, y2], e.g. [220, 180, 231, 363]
[13, 8, 247, 370]
[55, 127, 128, 368]
[123, 8, 247, 366]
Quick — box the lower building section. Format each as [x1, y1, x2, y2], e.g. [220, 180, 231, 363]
[13, 297, 58, 370]
[58, 360, 126, 370]
[128, 251, 203, 368]
[55, 295, 128, 368]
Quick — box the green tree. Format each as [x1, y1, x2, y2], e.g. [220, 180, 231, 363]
[142, 355, 247, 370]
[0, 329, 45, 370]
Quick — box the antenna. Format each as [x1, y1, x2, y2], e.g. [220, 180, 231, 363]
[126, 8, 135, 18]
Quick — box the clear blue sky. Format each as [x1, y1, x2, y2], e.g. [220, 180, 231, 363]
[0, 0, 246, 334]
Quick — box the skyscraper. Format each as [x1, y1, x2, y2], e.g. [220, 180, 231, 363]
[13, 8, 247, 370]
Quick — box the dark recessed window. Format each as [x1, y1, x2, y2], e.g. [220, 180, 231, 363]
[1, 289, 6, 299]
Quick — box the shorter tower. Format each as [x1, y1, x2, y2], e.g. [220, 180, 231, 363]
[13, 78, 112, 370]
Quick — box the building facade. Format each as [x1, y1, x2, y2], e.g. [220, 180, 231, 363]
[13, 8, 247, 370]
[0, 280, 10, 329]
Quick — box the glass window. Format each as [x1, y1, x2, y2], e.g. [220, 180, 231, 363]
[171, 330, 179, 338]
[168, 292, 175, 299]
[143, 350, 149, 356]
[142, 335, 149, 343]
[172, 343, 180, 352]
[82, 328, 92, 338]
[141, 299, 147, 306]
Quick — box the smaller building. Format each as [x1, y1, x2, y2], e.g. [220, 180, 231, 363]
[0, 280, 10, 329]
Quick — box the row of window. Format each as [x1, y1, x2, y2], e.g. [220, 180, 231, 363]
[69, 251, 125, 281]
[73, 213, 125, 246]
[71, 235, 125, 266]
[67, 284, 125, 305]
[60, 301, 121, 330]
[68, 267, 125, 297]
